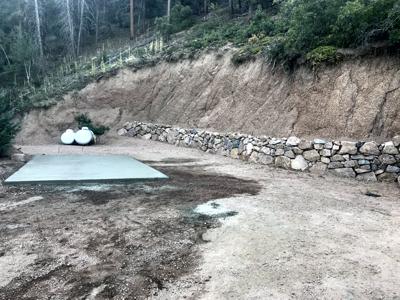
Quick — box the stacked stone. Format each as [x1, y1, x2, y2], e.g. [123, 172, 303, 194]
[119, 121, 400, 186]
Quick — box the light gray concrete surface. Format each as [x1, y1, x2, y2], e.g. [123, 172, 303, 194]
[5, 154, 167, 184]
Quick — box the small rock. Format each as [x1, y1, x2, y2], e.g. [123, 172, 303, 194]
[382, 141, 399, 155]
[331, 154, 345, 162]
[359, 141, 380, 155]
[230, 148, 239, 159]
[320, 149, 332, 157]
[309, 162, 327, 174]
[379, 154, 396, 165]
[303, 150, 320, 162]
[386, 165, 400, 173]
[393, 135, 400, 147]
[377, 172, 398, 182]
[246, 143, 254, 156]
[298, 140, 313, 150]
[275, 156, 291, 169]
[142, 133, 152, 140]
[313, 138, 326, 144]
[321, 157, 330, 164]
[291, 155, 308, 171]
[11, 153, 27, 162]
[284, 150, 296, 159]
[293, 147, 303, 154]
[339, 141, 358, 155]
[343, 160, 357, 168]
[257, 154, 274, 165]
[356, 172, 377, 182]
[117, 128, 127, 136]
[355, 168, 370, 174]
[286, 136, 301, 146]
[275, 148, 285, 156]
[328, 162, 344, 169]
[330, 168, 356, 178]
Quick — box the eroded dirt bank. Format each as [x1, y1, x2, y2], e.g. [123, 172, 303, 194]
[17, 52, 400, 145]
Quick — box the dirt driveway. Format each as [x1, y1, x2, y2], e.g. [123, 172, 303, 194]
[1, 137, 400, 299]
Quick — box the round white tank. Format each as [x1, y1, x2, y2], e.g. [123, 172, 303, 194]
[75, 127, 95, 145]
[61, 129, 75, 145]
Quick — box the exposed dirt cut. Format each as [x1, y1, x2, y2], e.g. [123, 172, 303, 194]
[16, 52, 400, 145]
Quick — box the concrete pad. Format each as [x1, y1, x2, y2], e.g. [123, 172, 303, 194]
[5, 155, 168, 184]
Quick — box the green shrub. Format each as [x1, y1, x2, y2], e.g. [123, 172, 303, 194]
[306, 46, 343, 66]
[75, 114, 109, 136]
[0, 93, 19, 157]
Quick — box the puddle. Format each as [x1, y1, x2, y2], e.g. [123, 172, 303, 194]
[194, 201, 238, 218]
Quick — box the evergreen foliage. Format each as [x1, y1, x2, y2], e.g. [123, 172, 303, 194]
[0, 93, 18, 157]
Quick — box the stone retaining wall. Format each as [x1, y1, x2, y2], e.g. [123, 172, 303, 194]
[118, 121, 400, 185]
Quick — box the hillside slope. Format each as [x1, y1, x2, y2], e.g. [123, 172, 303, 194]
[16, 51, 400, 144]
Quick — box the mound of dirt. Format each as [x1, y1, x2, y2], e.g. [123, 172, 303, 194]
[16, 52, 400, 144]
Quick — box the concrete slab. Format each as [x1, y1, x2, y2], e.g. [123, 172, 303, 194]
[5, 154, 168, 184]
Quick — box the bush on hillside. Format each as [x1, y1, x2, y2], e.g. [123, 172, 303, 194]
[0, 93, 19, 157]
[306, 46, 343, 67]
[75, 114, 109, 136]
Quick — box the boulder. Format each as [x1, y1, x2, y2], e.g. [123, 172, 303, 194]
[258, 154, 274, 165]
[382, 141, 399, 155]
[377, 172, 398, 182]
[356, 172, 377, 182]
[359, 141, 380, 155]
[321, 157, 330, 164]
[230, 148, 239, 159]
[117, 128, 127, 136]
[309, 162, 327, 174]
[339, 141, 358, 155]
[291, 155, 308, 171]
[303, 150, 320, 162]
[298, 140, 313, 150]
[331, 154, 345, 162]
[330, 168, 356, 178]
[284, 150, 296, 159]
[393, 135, 400, 147]
[275, 156, 291, 169]
[379, 154, 396, 165]
[386, 165, 400, 173]
[286, 136, 301, 146]
[313, 139, 326, 144]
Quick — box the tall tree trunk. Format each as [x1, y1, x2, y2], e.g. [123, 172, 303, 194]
[95, 0, 99, 45]
[77, 0, 85, 55]
[204, 0, 207, 15]
[66, 0, 76, 56]
[228, 0, 234, 16]
[34, 0, 43, 59]
[167, 0, 171, 19]
[130, 0, 135, 40]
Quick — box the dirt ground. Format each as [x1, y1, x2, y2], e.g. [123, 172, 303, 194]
[1, 137, 400, 299]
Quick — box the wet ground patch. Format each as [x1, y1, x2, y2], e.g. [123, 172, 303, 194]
[0, 162, 260, 299]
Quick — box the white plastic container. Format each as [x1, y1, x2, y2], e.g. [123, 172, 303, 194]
[75, 127, 96, 145]
[60, 129, 75, 145]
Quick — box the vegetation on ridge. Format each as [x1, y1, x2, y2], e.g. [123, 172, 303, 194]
[0, 0, 399, 156]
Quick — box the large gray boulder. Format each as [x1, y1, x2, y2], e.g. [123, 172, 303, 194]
[339, 141, 358, 154]
[359, 141, 380, 155]
[303, 150, 320, 162]
[275, 156, 291, 169]
[291, 155, 308, 171]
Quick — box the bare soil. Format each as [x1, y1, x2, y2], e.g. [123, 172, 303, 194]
[1, 138, 400, 299]
[16, 53, 400, 145]
[0, 159, 259, 299]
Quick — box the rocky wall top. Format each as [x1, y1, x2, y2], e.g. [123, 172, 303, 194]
[119, 121, 400, 186]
